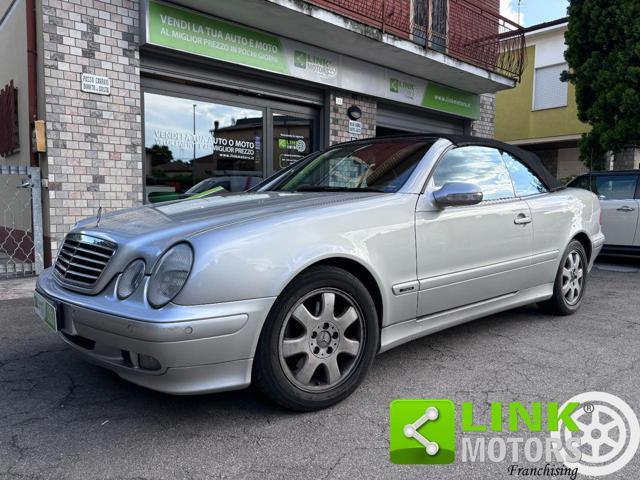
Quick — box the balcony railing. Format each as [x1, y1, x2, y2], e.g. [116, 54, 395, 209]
[305, 0, 526, 82]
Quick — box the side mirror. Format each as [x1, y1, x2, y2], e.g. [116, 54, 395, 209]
[433, 182, 483, 208]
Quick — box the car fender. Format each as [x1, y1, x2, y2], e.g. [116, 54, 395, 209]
[174, 194, 420, 328]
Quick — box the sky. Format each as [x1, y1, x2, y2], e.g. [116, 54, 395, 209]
[500, 0, 569, 27]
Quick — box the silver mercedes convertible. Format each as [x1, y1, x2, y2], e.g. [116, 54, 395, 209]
[35, 135, 605, 410]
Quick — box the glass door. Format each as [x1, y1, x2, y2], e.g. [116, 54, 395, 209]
[269, 110, 316, 177]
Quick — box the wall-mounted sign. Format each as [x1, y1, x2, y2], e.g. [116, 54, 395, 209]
[81, 74, 111, 96]
[144, 0, 480, 119]
[348, 120, 362, 136]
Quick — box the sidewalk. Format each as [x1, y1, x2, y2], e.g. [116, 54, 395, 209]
[0, 276, 37, 301]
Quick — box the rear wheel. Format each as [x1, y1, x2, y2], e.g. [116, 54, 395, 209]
[253, 265, 378, 411]
[538, 240, 588, 315]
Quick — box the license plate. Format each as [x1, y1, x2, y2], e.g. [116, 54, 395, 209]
[34, 291, 58, 331]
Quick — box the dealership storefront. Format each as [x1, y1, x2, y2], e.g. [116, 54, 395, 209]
[2, 0, 508, 261]
[139, 0, 482, 197]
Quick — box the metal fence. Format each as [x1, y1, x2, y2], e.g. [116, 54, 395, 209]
[0, 165, 44, 279]
[306, 0, 526, 81]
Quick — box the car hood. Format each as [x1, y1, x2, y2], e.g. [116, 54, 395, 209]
[74, 191, 383, 240]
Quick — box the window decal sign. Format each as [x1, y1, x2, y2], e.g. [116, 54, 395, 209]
[145, 0, 480, 119]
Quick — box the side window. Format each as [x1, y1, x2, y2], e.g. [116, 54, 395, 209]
[433, 146, 515, 201]
[593, 175, 638, 200]
[502, 152, 548, 197]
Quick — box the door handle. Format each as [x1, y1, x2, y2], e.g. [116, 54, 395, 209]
[514, 214, 532, 225]
[17, 177, 32, 189]
[616, 206, 635, 212]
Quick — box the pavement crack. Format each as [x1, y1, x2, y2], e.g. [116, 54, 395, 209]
[56, 372, 78, 409]
[0, 347, 69, 369]
[321, 450, 349, 480]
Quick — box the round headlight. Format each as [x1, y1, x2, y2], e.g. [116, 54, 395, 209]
[117, 259, 146, 300]
[147, 243, 193, 308]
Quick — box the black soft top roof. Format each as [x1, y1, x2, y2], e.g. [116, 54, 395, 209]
[343, 133, 562, 190]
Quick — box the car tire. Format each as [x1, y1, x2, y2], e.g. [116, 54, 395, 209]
[253, 265, 379, 411]
[538, 240, 588, 316]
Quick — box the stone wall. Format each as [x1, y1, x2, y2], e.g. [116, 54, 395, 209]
[329, 91, 376, 145]
[614, 148, 640, 170]
[41, 0, 142, 256]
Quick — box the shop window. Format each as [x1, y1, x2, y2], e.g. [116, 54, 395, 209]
[143, 92, 263, 202]
[533, 64, 568, 111]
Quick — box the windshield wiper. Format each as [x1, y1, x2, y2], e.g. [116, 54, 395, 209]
[293, 185, 384, 193]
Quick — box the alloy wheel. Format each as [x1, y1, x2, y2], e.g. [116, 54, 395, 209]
[561, 249, 584, 305]
[278, 288, 365, 392]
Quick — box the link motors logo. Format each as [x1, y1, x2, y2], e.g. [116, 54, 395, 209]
[390, 392, 639, 477]
[293, 50, 337, 79]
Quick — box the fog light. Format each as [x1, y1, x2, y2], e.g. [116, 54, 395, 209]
[138, 354, 161, 371]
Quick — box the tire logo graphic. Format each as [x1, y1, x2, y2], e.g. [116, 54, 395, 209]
[550, 392, 640, 476]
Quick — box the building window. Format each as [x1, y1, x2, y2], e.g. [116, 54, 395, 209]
[411, 0, 448, 51]
[430, 0, 448, 52]
[533, 63, 568, 111]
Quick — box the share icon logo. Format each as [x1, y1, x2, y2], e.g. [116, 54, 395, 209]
[403, 406, 441, 455]
[390, 399, 456, 464]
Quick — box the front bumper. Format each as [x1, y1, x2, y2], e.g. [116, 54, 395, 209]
[36, 268, 276, 394]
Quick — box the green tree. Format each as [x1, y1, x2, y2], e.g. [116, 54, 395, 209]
[562, 0, 640, 169]
[146, 144, 173, 167]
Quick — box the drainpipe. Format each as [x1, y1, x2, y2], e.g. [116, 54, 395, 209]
[26, 0, 38, 167]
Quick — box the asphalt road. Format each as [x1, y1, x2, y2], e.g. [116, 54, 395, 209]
[1, 258, 639, 480]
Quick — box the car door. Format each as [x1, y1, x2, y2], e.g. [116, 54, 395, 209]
[415, 145, 533, 317]
[593, 174, 640, 246]
[502, 151, 563, 287]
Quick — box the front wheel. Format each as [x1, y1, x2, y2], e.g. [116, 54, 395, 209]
[538, 240, 588, 315]
[253, 265, 379, 411]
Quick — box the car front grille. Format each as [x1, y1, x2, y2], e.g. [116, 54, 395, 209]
[54, 233, 117, 288]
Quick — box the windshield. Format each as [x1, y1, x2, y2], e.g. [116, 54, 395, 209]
[261, 140, 433, 193]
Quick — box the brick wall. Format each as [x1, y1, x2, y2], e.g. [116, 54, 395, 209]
[310, 0, 411, 39]
[310, 0, 507, 75]
[329, 91, 376, 145]
[41, 0, 142, 256]
[470, 93, 495, 138]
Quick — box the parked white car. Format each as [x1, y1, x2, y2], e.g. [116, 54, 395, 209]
[35, 135, 604, 410]
[568, 171, 639, 255]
